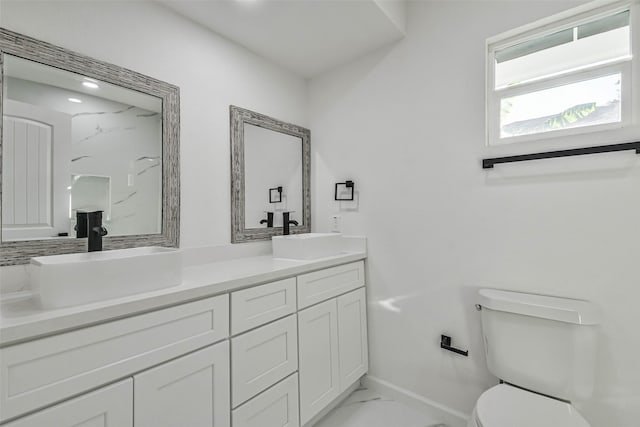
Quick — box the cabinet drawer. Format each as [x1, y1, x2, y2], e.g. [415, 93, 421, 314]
[231, 278, 296, 335]
[232, 315, 298, 407]
[232, 374, 299, 427]
[4, 379, 133, 427]
[297, 261, 365, 309]
[0, 295, 229, 422]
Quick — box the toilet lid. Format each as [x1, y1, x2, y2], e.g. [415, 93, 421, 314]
[475, 385, 590, 427]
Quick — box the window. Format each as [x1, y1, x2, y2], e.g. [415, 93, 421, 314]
[486, 1, 639, 147]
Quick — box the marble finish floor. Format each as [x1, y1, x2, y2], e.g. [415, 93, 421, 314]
[315, 387, 448, 427]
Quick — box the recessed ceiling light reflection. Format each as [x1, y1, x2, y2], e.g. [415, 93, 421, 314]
[82, 81, 99, 89]
[68, 98, 82, 103]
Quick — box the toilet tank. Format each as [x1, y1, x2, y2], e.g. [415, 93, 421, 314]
[478, 289, 601, 401]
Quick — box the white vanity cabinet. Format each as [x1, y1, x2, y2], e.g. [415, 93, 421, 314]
[134, 342, 230, 427]
[297, 263, 368, 425]
[0, 258, 367, 427]
[0, 295, 229, 423]
[0, 294, 230, 426]
[4, 379, 133, 427]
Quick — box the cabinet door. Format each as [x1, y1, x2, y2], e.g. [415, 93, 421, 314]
[134, 342, 230, 427]
[337, 287, 368, 391]
[298, 299, 340, 425]
[5, 379, 132, 427]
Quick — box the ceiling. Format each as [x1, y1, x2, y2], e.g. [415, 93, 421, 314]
[158, 0, 406, 78]
[5, 55, 162, 112]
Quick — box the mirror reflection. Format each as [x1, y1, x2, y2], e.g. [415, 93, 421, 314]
[244, 122, 303, 228]
[2, 54, 162, 241]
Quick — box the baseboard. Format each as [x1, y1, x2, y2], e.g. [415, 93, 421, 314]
[362, 375, 470, 427]
[303, 380, 361, 427]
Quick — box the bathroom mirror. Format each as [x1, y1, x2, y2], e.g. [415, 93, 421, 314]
[0, 28, 180, 265]
[230, 106, 310, 242]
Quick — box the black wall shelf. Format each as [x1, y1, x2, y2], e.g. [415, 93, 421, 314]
[482, 141, 640, 169]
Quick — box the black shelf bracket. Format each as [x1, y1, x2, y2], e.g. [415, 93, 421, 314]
[441, 335, 468, 357]
[482, 141, 640, 169]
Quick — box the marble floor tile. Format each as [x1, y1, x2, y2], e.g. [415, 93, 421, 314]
[314, 387, 448, 427]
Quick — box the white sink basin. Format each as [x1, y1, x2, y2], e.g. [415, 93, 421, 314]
[272, 233, 343, 260]
[30, 247, 182, 309]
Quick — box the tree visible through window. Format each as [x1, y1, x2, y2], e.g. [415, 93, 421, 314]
[500, 74, 621, 138]
[486, 2, 636, 146]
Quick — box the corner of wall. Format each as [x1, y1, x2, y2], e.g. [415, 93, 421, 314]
[372, 0, 407, 36]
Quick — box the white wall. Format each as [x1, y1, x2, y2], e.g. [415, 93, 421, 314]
[0, 0, 308, 246]
[309, 1, 640, 426]
[0, 0, 307, 291]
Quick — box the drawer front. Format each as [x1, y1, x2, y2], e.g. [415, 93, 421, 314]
[231, 278, 296, 335]
[0, 295, 229, 422]
[232, 374, 299, 427]
[297, 261, 365, 309]
[4, 379, 133, 427]
[231, 315, 298, 407]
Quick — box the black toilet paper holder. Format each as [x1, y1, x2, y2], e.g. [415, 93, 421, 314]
[441, 335, 468, 357]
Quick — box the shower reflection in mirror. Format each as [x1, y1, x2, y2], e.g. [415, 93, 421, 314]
[1, 54, 163, 242]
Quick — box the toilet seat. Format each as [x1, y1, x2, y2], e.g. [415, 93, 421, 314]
[474, 384, 590, 427]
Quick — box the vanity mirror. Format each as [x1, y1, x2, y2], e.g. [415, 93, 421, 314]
[0, 28, 180, 265]
[230, 106, 310, 242]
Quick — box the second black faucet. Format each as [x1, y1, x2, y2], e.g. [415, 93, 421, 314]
[282, 212, 299, 235]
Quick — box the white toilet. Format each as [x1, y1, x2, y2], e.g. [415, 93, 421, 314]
[469, 289, 601, 427]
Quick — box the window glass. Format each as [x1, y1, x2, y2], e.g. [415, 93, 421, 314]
[495, 10, 630, 89]
[500, 73, 622, 138]
[487, 4, 635, 146]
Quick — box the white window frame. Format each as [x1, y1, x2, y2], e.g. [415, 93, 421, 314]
[486, 0, 640, 149]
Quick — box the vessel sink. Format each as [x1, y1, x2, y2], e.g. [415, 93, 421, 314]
[30, 246, 182, 309]
[272, 233, 342, 260]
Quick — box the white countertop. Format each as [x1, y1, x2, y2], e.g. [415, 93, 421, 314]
[0, 251, 366, 347]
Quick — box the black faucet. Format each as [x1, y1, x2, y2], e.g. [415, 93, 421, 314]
[87, 211, 108, 252]
[260, 212, 274, 227]
[282, 212, 299, 236]
[75, 211, 88, 238]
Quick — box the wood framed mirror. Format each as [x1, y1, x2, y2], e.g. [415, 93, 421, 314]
[0, 28, 180, 265]
[230, 106, 310, 242]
